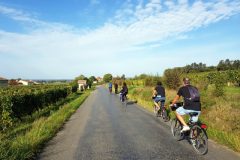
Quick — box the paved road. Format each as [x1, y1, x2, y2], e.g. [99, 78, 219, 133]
[38, 86, 240, 160]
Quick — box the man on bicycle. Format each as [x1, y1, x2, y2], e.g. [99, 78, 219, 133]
[120, 82, 128, 102]
[114, 82, 118, 94]
[171, 78, 201, 132]
[152, 81, 166, 114]
[108, 81, 112, 93]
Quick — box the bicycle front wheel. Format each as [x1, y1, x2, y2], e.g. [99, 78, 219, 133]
[190, 125, 208, 155]
[171, 118, 183, 141]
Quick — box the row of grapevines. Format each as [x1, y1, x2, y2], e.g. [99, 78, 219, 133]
[0, 84, 75, 130]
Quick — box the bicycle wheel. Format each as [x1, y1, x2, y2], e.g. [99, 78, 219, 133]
[190, 125, 208, 155]
[124, 99, 127, 111]
[119, 94, 123, 102]
[153, 105, 158, 116]
[162, 108, 169, 121]
[156, 108, 161, 117]
[123, 95, 127, 111]
[171, 118, 183, 141]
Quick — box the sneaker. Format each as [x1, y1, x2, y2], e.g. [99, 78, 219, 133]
[191, 139, 196, 146]
[181, 126, 190, 132]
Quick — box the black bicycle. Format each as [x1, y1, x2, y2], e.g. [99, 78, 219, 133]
[153, 100, 169, 122]
[120, 93, 127, 111]
[170, 102, 208, 155]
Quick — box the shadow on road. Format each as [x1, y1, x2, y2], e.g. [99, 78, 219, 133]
[126, 100, 137, 105]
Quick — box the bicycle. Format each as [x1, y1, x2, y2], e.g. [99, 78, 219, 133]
[153, 100, 169, 122]
[109, 87, 112, 94]
[120, 92, 127, 111]
[170, 102, 208, 155]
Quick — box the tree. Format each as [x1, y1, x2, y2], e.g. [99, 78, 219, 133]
[163, 69, 182, 89]
[184, 65, 191, 73]
[144, 75, 162, 86]
[207, 72, 226, 96]
[88, 76, 96, 88]
[233, 60, 240, 70]
[217, 60, 225, 71]
[217, 59, 240, 71]
[182, 62, 207, 73]
[71, 74, 89, 90]
[74, 75, 86, 81]
[225, 59, 231, 70]
[8, 79, 18, 86]
[121, 74, 126, 80]
[134, 74, 148, 80]
[226, 70, 240, 86]
[103, 74, 112, 83]
[89, 76, 96, 82]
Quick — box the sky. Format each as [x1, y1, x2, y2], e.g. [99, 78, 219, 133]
[0, 0, 240, 79]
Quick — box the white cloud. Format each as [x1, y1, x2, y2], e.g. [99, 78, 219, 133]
[90, 0, 100, 5]
[0, 0, 240, 78]
[0, 5, 77, 31]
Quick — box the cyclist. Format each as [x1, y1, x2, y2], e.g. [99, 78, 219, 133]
[152, 81, 166, 115]
[171, 78, 201, 132]
[108, 81, 112, 93]
[120, 82, 128, 102]
[114, 82, 118, 94]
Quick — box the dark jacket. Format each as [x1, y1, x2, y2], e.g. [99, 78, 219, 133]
[120, 86, 128, 95]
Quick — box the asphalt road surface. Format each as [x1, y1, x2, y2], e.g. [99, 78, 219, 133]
[38, 86, 240, 160]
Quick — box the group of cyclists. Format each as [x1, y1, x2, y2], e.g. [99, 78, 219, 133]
[108, 81, 128, 102]
[152, 77, 201, 132]
[108, 77, 201, 133]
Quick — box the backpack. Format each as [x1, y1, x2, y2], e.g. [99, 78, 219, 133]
[186, 86, 200, 102]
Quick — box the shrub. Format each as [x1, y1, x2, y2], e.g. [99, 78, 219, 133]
[0, 95, 13, 130]
[0, 85, 73, 131]
[207, 72, 227, 96]
[163, 69, 181, 89]
[144, 76, 162, 87]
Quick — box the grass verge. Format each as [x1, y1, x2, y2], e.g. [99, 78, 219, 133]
[0, 89, 92, 160]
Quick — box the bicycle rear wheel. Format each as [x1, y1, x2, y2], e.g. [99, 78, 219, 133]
[162, 108, 169, 121]
[190, 125, 208, 155]
[171, 118, 183, 141]
[123, 95, 127, 112]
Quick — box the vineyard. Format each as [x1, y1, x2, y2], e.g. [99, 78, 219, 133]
[0, 84, 78, 131]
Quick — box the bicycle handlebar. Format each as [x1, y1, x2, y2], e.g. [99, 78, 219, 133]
[169, 102, 183, 111]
